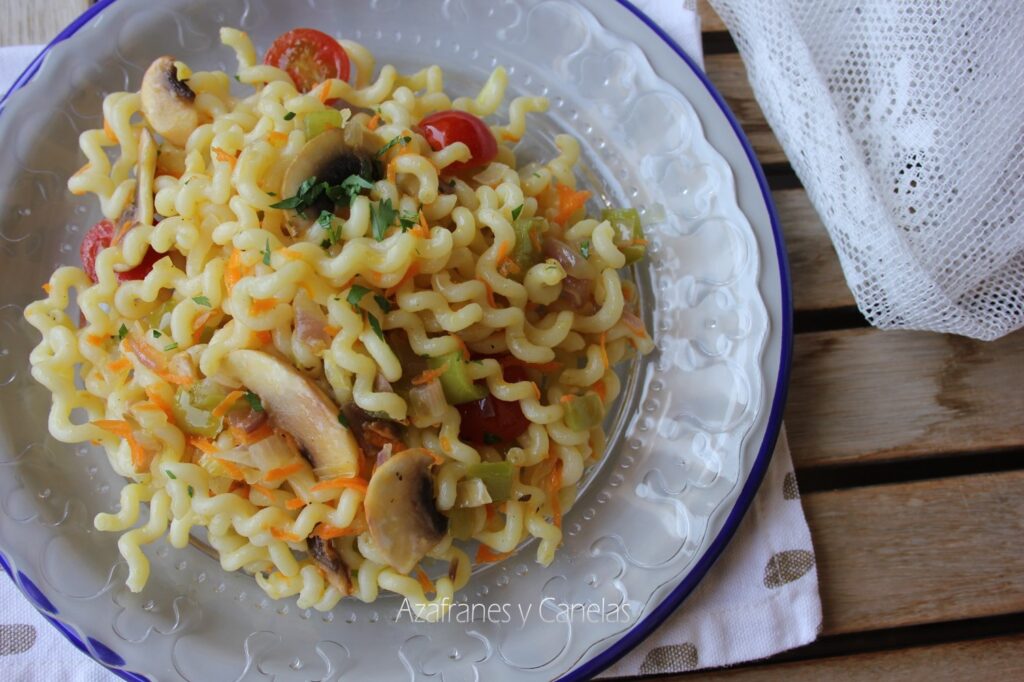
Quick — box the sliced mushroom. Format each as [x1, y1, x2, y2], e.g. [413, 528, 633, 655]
[340, 402, 404, 460]
[141, 56, 198, 147]
[222, 350, 359, 477]
[307, 532, 351, 595]
[280, 126, 383, 228]
[364, 449, 447, 573]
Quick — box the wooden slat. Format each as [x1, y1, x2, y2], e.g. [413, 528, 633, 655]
[786, 328, 1024, 467]
[665, 634, 1024, 680]
[775, 189, 856, 311]
[698, 0, 728, 33]
[704, 53, 787, 164]
[811, 471, 1024, 633]
[0, 0, 85, 46]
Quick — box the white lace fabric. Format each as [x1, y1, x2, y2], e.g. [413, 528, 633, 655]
[710, 0, 1024, 340]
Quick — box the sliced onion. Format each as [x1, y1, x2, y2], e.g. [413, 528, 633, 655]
[207, 446, 255, 468]
[542, 237, 597, 280]
[293, 289, 331, 353]
[408, 378, 446, 423]
[226, 406, 268, 433]
[373, 372, 394, 393]
[375, 443, 393, 468]
[559, 275, 594, 310]
[455, 478, 493, 508]
[249, 432, 301, 472]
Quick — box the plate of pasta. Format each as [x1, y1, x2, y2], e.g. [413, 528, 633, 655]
[0, 0, 790, 680]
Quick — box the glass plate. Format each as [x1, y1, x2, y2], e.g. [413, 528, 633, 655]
[0, 0, 791, 679]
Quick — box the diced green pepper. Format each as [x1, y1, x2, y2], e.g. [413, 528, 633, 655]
[146, 300, 176, 332]
[562, 392, 604, 431]
[428, 351, 487, 405]
[172, 380, 227, 437]
[447, 508, 479, 540]
[511, 217, 547, 275]
[602, 208, 645, 265]
[466, 461, 514, 502]
[305, 109, 343, 139]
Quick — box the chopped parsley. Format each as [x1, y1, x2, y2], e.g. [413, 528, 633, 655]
[580, 240, 591, 259]
[371, 198, 397, 241]
[192, 295, 211, 307]
[317, 210, 341, 246]
[366, 312, 384, 340]
[376, 135, 411, 158]
[347, 285, 371, 309]
[269, 175, 324, 211]
[152, 330, 162, 338]
[511, 204, 524, 220]
[283, 111, 296, 121]
[483, 432, 502, 445]
[165, 470, 177, 480]
[117, 323, 128, 340]
[273, 173, 373, 212]
[337, 410, 349, 428]
[326, 174, 374, 205]
[373, 294, 392, 313]
[262, 238, 271, 265]
[164, 342, 179, 351]
[243, 390, 264, 412]
[187, 485, 195, 498]
[398, 211, 418, 231]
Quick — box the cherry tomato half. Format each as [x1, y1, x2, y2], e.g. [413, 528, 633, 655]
[80, 219, 161, 283]
[457, 364, 529, 445]
[418, 110, 498, 173]
[264, 28, 350, 93]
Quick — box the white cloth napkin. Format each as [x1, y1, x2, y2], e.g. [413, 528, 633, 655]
[0, 4, 821, 678]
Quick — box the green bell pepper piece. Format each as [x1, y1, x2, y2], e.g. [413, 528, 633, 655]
[601, 208, 645, 265]
[511, 217, 547, 275]
[305, 109, 343, 139]
[562, 392, 604, 431]
[466, 461, 514, 502]
[172, 380, 226, 437]
[428, 351, 487, 405]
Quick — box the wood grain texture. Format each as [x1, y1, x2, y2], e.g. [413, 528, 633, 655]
[698, 0, 728, 33]
[0, 0, 85, 46]
[661, 634, 1024, 680]
[704, 53, 786, 164]
[809, 471, 1024, 633]
[775, 189, 856, 311]
[786, 328, 1024, 466]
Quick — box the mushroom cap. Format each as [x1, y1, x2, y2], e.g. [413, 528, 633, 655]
[307, 532, 351, 595]
[364, 449, 447, 574]
[141, 56, 198, 147]
[221, 350, 360, 478]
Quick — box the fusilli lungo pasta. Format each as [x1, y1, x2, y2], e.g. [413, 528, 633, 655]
[25, 26, 654, 620]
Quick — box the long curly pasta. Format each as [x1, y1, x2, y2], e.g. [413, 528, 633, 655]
[25, 27, 654, 619]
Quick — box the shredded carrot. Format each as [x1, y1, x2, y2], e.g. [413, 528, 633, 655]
[528, 226, 542, 254]
[224, 249, 247, 294]
[214, 457, 245, 480]
[285, 497, 306, 510]
[500, 131, 520, 143]
[411, 363, 448, 386]
[211, 390, 245, 418]
[265, 461, 304, 482]
[159, 372, 195, 387]
[591, 379, 607, 402]
[410, 211, 430, 238]
[415, 567, 435, 594]
[111, 218, 134, 246]
[251, 483, 276, 500]
[554, 184, 591, 226]
[439, 435, 452, 454]
[41, 282, 52, 295]
[134, 401, 164, 413]
[278, 248, 305, 262]
[548, 459, 563, 527]
[254, 329, 273, 345]
[385, 262, 420, 298]
[496, 240, 520, 277]
[598, 332, 609, 369]
[85, 334, 106, 347]
[475, 545, 510, 564]
[144, 386, 175, 422]
[238, 422, 274, 445]
[103, 118, 117, 143]
[531, 382, 541, 400]
[324, 325, 340, 336]
[270, 527, 303, 543]
[452, 335, 470, 362]
[107, 357, 132, 373]
[229, 480, 250, 499]
[366, 112, 382, 131]
[191, 310, 214, 343]
[317, 84, 332, 104]
[124, 335, 166, 371]
[559, 394, 575, 404]
[313, 524, 361, 540]
[249, 297, 279, 315]
[418, 210, 430, 233]
[212, 146, 237, 168]
[310, 477, 369, 494]
[480, 278, 497, 308]
[267, 131, 288, 147]
[631, 238, 649, 246]
[622, 315, 647, 338]
[93, 420, 148, 471]
[386, 157, 399, 186]
[187, 436, 219, 454]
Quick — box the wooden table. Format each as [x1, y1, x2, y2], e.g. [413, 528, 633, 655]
[4, 1, 1023, 678]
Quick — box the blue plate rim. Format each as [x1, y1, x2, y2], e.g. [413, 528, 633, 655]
[0, 0, 794, 679]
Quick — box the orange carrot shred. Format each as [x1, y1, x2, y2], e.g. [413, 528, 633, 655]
[592, 379, 607, 402]
[93, 420, 148, 471]
[285, 497, 306, 510]
[267, 131, 288, 146]
[310, 477, 369, 494]
[317, 84, 332, 103]
[475, 545, 510, 564]
[415, 567, 435, 594]
[224, 249, 247, 294]
[187, 436, 218, 454]
[249, 298, 279, 315]
[212, 146, 237, 167]
[103, 118, 117, 143]
[251, 483, 276, 499]
[270, 527, 303, 543]
[214, 457, 245, 480]
[622, 315, 647, 339]
[144, 386, 175, 422]
[598, 332, 609, 369]
[386, 157, 398, 185]
[238, 422, 274, 445]
[367, 112, 382, 131]
[439, 435, 452, 453]
[554, 183, 591, 226]
[560, 394, 575, 404]
[191, 310, 214, 343]
[85, 334, 106, 347]
[500, 131, 520, 142]
[314, 524, 361, 540]
[111, 218, 134, 246]
[411, 362, 448, 386]
[385, 262, 420, 299]
[452, 335, 470, 362]
[254, 329, 273, 345]
[480, 278, 497, 308]
[264, 461, 304, 482]
[107, 357, 132, 372]
[548, 459, 563, 527]
[41, 282, 52, 295]
[211, 390, 245, 418]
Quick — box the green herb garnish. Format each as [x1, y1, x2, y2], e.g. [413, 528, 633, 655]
[187, 485, 194, 498]
[347, 285, 371, 309]
[164, 342, 179, 351]
[371, 198, 397, 241]
[317, 210, 342, 246]
[192, 296, 211, 307]
[117, 323, 128, 341]
[376, 135, 411, 158]
[283, 111, 296, 121]
[373, 294, 392, 313]
[399, 211, 418, 231]
[337, 410, 349, 428]
[511, 204, 524, 221]
[580, 240, 590, 259]
[165, 470, 177, 480]
[243, 390, 264, 412]
[366, 312, 384, 340]
[152, 330, 162, 338]
[262, 239, 271, 265]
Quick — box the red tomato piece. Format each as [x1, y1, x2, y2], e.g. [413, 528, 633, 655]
[79, 219, 161, 283]
[264, 28, 350, 93]
[457, 363, 530, 444]
[418, 110, 498, 173]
